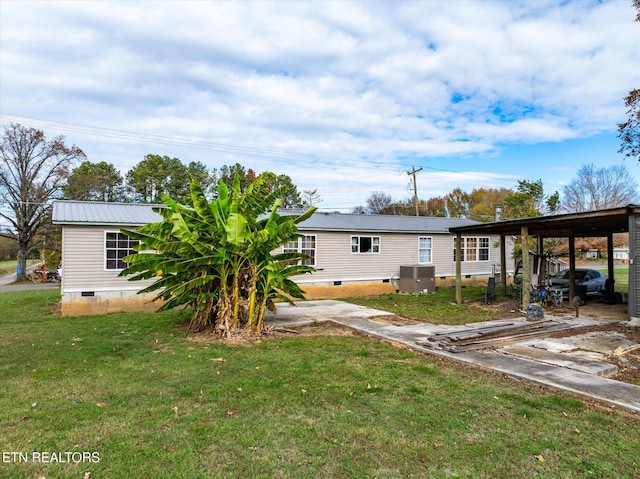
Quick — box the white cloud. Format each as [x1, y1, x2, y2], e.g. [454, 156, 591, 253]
[1, 0, 639, 209]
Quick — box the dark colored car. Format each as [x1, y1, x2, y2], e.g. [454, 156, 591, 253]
[549, 269, 607, 297]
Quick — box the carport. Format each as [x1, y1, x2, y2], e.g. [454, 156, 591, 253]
[449, 205, 640, 321]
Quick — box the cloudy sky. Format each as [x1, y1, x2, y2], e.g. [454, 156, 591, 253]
[1, 0, 639, 211]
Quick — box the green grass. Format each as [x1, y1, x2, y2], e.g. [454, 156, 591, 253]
[0, 258, 39, 276]
[340, 286, 513, 324]
[1, 289, 640, 478]
[599, 267, 628, 292]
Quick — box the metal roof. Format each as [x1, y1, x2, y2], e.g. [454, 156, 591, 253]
[52, 200, 479, 233]
[298, 212, 478, 233]
[449, 205, 640, 237]
[52, 200, 163, 226]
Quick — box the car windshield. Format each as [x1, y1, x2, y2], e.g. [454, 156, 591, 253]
[559, 270, 587, 280]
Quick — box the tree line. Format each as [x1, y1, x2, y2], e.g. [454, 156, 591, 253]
[354, 179, 558, 220]
[355, 163, 638, 221]
[0, 123, 321, 279]
[62, 155, 312, 209]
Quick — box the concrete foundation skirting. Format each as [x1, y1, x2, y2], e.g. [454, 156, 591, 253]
[61, 291, 160, 316]
[299, 276, 492, 300]
[301, 281, 396, 299]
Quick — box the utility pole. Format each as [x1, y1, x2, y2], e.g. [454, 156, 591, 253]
[407, 166, 423, 216]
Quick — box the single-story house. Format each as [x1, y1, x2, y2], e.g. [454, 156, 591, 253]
[613, 246, 630, 261]
[277, 211, 514, 298]
[52, 200, 514, 316]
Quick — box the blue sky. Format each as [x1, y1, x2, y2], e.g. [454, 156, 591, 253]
[1, 0, 639, 211]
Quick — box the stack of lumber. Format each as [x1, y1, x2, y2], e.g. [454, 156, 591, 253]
[416, 320, 579, 353]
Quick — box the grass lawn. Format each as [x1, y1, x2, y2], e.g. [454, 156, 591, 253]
[0, 258, 39, 276]
[341, 286, 513, 324]
[0, 259, 13, 276]
[1, 290, 639, 478]
[599, 267, 629, 293]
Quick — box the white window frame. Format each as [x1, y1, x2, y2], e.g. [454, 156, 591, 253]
[351, 236, 380, 254]
[283, 235, 316, 266]
[453, 236, 490, 262]
[478, 237, 490, 261]
[105, 231, 140, 271]
[418, 236, 432, 264]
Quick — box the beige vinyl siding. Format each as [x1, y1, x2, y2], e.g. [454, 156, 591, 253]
[285, 230, 513, 283]
[61, 225, 154, 294]
[62, 225, 514, 293]
[307, 232, 417, 282]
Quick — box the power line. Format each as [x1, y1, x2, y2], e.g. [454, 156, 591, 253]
[0, 112, 484, 177]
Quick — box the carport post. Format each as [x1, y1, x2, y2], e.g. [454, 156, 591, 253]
[538, 236, 546, 286]
[569, 235, 576, 301]
[455, 233, 462, 305]
[521, 226, 530, 309]
[500, 234, 507, 295]
[607, 232, 614, 283]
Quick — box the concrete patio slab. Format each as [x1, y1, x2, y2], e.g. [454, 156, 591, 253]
[266, 300, 640, 414]
[499, 345, 618, 377]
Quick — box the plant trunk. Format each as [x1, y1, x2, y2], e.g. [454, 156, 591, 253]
[231, 270, 240, 329]
[215, 293, 232, 338]
[255, 298, 268, 333]
[214, 267, 233, 337]
[246, 266, 258, 331]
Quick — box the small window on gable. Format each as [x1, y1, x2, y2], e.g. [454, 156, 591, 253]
[105, 231, 139, 270]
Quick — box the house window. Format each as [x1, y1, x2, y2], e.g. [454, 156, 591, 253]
[105, 231, 139, 270]
[351, 236, 380, 254]
[478, 237, 489, 261]
[418, 237, 432, 263]
[283, 235, 316, 266]
[466, 238, 477, 261]
[453, 237, 464, 262]
[453, 237, 490, 262]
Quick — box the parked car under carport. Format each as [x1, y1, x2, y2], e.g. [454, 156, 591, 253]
[548, 268, 608, 299]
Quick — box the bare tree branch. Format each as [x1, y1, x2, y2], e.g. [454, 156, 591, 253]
[0, 122, 85, 280]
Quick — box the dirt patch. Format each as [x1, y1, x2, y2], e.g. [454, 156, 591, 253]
[44, 301, 62, 315]
[366, 315, 422, 326]
[474, 296, 628, 322]
[183, 320, 361, 345]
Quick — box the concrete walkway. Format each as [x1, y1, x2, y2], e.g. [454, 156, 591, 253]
[266, 300, 640, 414]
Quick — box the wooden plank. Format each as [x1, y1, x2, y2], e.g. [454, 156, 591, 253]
[430, 320, 554, 342]
[418, 320, 582, 353]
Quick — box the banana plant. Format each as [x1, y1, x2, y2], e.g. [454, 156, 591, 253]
[120, 174, 316, 336]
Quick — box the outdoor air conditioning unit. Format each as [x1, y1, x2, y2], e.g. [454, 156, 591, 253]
[398, 265, 436, 294]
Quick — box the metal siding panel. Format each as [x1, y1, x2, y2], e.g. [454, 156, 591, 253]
[61, 225, 155, 293]
[298, 232, 416, 282]
[631, 215, 640, 318]
[294, 231, 511, 282]
[62, 224, 516, 294]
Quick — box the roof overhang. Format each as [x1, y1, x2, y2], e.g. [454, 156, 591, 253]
[449, 205, 640, 238]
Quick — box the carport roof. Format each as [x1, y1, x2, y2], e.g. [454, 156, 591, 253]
[449, 204, 640, 238]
